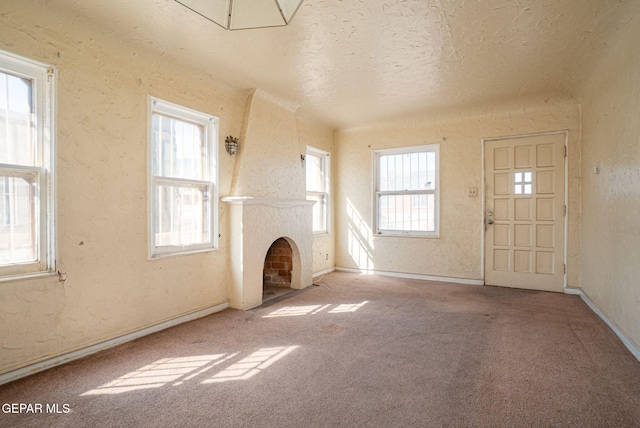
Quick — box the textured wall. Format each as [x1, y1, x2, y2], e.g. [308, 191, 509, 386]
[577, 12, 640, 350]
[296, 117, 336, 275]
[231, 89, 306, 199]
[0, 2, 245, 374]
[0, 3, 332, 374]
[335, 98, 581, 285]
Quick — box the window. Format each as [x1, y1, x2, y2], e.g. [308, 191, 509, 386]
[0, 51, 55, 278]
[306, 147, 330, 234]
[149, 98, 218, 257]
[374, 144, 439, 236]
[514, 171, 532, 195]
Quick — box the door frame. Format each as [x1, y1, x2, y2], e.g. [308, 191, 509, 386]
[480, 130, 569, 289]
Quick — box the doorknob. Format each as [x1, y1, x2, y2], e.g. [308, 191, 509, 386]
[486, 210, 494, 225]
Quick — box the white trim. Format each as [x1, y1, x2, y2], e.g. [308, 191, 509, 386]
[221, 196, 315, 206]
[563, 131, 569, 289]
[0, 50, 56, 278]
[480, 137, 486, 280]
[0, 302, 229, 386]
[306, 146, 331, 234]
[335, 266, 484, 285]
[0, 269, 58, 284]
[482, 129, 571, 143]
[313, 267, 335, 278]
[567, 289, 640, 362]
[148, 246, 217, 261]
[148, 96, 219, 259]
[373, 144, 440, 237]
[480, 130, 569, 285]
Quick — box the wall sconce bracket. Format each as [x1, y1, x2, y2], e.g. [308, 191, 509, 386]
[225, 136, 239, 155]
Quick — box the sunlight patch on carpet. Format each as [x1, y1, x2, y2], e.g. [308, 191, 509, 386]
[81, 354, 229, 395]
[263, 301, 368, 318]
[80, 347, 293, 395]
[329, 301, 369, 313]
[202, 346, 298, 384]
[263, 304, 327, 317]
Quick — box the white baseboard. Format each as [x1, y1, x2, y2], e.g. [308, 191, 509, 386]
[0, 301, 229, 386]
[335, 266, 484, 285]
[568, 288, 640, 362]
[313, 267, 335, 278]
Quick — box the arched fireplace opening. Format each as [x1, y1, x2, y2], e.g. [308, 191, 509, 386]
[263, 237, 293, 301]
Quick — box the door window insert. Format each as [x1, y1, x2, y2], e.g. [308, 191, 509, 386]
[514, 171, 532, 195]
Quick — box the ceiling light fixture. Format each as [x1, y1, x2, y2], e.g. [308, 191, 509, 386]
[175, 0, 304, 31]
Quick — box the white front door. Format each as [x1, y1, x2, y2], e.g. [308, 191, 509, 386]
[484, 133, 566, 292]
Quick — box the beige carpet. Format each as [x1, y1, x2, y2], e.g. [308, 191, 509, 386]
[1, 272, 640, 427]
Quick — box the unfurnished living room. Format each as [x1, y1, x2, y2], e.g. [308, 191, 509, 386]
[1, 0, 639, 427]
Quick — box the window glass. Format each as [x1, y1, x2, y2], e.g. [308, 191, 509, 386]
[150, 98, 217, 257]
[514, 171, 533, 195]
[151, 114, 205, 180]
[306, 153, 324, 192]
[0, 51, 55, 277]
[0, 174, 36, 264]
[154, 184, 209, 247]
[305, 147, 330, 234]
[379, 152, 435, 192]
[375, 145, 439, 236]
[0, 72, 34, 166]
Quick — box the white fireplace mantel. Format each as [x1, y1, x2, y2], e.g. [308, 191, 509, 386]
[222, 195, 314, 310]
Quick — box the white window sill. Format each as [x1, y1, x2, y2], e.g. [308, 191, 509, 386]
[0, 270, 59, 284]
[150, 246, 218, 261]
[374, 233, 440, 239]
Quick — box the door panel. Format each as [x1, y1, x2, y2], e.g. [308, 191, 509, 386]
[484, 133, 565, 292]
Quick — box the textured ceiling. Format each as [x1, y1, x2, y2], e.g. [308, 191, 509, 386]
[52, 0, 638, 129]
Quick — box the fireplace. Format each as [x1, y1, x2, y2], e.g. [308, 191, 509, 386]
[263, 238, 293, 289]
[222, 197, 315, 310]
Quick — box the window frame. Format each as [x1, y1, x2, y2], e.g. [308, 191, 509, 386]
[0, 50, 56, 279]
[373, 144, 440, 238]
[305, 146, 330, 235]
[148, 97, 218, 259]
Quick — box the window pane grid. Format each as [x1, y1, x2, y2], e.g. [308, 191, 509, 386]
[306, 147, 330, 234]
[376, 146, 437, 235]
[378, 192, 434, 233]
[379, 152, 435, 192]
[150, 98, 216, 256]
[514, 171, 533, 195]
[0, 51, 53, 276]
